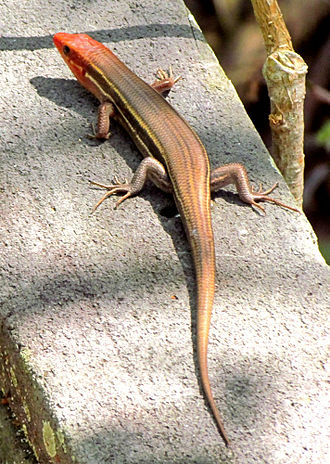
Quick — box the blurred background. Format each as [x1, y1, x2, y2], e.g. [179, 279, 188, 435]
[184, 0, 330, 263]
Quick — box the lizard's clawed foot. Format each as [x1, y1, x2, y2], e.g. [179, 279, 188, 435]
[155, 66, 182, 85]
[87, 122, 111, 140]
[89, 177, 133, 211]
[249, 182, 300, 213]
[151, 66, 182, 93]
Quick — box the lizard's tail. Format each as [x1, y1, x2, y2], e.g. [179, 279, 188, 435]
[196, 264, 230, 447]
[174, 164, 230, 445]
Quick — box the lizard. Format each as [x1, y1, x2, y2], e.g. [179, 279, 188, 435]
[53, 32, 299, 446]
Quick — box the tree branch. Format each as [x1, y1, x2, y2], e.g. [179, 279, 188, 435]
[250, 0, 308, 207]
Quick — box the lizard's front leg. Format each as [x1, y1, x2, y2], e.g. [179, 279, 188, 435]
[90, 101, 116, 140]
[90, 157, 172, 211]
[211, 162, 299, 213]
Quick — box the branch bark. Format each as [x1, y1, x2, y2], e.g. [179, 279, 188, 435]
[250, 0, 308, 207]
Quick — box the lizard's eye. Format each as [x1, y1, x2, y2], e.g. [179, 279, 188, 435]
[63, 45, 70, 55]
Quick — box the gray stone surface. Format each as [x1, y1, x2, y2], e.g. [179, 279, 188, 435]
[0, 0, 329, 463]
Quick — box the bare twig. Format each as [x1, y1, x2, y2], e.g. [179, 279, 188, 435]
[250, 0, 308, 207]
